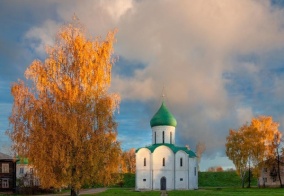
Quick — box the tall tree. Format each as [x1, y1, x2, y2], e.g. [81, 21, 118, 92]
[249, 116, 280, 178]
[226, 116, 281, 188]
[272, 132, 283, 187]
[8, 19, 121, 196]
[226, 125, 249, 188]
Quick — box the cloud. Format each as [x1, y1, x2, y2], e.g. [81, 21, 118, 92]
[24, 20, 60, 57]
[19, 0, 284, 160]
[236, 107, 254, 125]
[56, 0, 133, 37]
[109, 1, 284, 154]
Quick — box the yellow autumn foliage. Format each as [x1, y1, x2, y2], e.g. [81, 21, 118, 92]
[120, 148, 136, 174]
[226, 116, 281, 183]
[8, 19, 121, 195]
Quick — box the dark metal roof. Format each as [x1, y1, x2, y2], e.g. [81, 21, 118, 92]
[0, 152, 13, 160]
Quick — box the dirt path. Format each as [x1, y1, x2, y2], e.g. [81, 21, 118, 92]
[33, 188, 107, 196]
[160, 190, 168, 196]
[80, 188, 107, 195]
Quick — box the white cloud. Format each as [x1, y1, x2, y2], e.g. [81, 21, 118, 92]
[236, 107, 254, 125]
[22, 0, 284, 165]
[24, 20, 60, 56]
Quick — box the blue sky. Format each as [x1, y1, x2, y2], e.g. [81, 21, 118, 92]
[1, 0, 284, 171]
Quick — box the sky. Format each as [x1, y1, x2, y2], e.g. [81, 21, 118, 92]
[1, 0, 284, 171]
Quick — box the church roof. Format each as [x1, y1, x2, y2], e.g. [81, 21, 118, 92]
[150, 101, 177, 127]
[136, 144, 196, 157]
[0, 152, 14, 160]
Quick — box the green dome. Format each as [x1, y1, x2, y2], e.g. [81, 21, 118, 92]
[150, 102, 177, 127]
[16, 156, 29, 164]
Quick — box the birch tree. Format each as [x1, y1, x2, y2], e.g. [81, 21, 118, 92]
[121, 148, 136, 173]
[226, 116, 281, 188]
[274, 132, 283, 187]
[249, 116, 280, 178]
[8, 19, 121, 196]
[226, 125, 249, 188]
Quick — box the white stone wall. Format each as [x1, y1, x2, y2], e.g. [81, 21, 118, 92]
[175, 151, 189, 189]
[16, 164, 31, 178]
[152, 146, 174, 190]
[259, 166, 284, 187]
[16, 164, 40, 186]
[136, 148, 151, 190]
[188, 157, 198, 189]
[136, 144, 198, 190]
[152, 126, 176, 144]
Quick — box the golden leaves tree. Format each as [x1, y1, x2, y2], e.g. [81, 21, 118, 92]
[249, 117, 279, 175]
[226, 116, 281, 188]
[226, 125, 250, 188]
[121, 148, 136, 173]
[8, 19, 121, 196]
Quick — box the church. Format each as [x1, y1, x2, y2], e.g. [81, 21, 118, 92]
[135, 101, 198, 190]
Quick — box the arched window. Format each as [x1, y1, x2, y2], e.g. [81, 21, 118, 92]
[170, 132, 172, 144]
[163, 131, 165, 143]
[163, 158, 165, 166]
[180, 158, 183, 167]
[144, 158, 146, 166]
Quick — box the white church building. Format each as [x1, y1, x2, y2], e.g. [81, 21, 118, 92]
[135, 101, 198, 190]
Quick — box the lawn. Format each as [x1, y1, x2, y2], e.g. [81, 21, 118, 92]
[199, 171, 257, 187]
[84, 188, 284, 196]
[89, 188, 160, 196]
[168, 188, 284, 196]
[14, 172, 275, 195]
[83, 172, 265, 195]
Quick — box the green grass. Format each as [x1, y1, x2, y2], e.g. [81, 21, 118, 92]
[12, 172, 272, 195]
[92, 188, 160, 196]
[85, 171, 263, 195]
[199, 171, 257, 187]
[168, 188, 284, 196]
[82, 187, 284, 196]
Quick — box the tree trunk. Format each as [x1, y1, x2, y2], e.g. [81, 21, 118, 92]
[242, 177, 245, 188]
[71, 188, 79, 196]
[248, 160, 251, 188]
[241, 171, 246, 188]
[71, 159, 79, 196]
[277, 148, 283, 188]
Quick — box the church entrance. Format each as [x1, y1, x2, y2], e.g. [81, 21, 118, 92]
[160, 177, 166, 190]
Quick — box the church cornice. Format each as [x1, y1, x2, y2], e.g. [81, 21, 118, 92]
[136, 143, 196, 158]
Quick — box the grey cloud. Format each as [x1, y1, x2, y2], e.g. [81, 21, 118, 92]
[3, 0, 284, 168]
